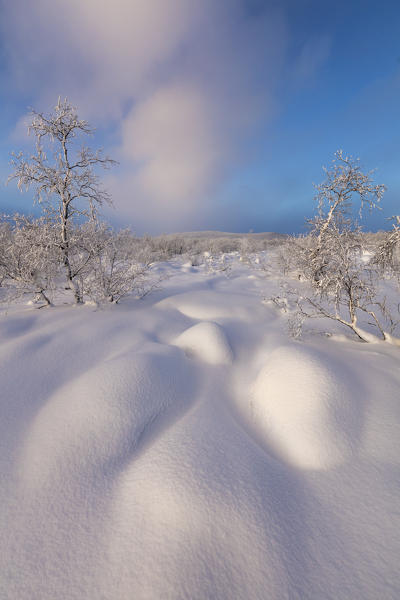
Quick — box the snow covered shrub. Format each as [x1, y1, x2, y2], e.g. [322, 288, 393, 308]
[147, 235, 189, 260]
[0, 222, 10, 287]
[238, 237, 254, 263]
[69, 223, 156, 305]
[271, 235, 309, 277]
[239, 236, 269, 262]
[187, 253, 204, 267]
[374, 216, 400, 278]
[287, 309, 306, 340]
[204, 252, 231, 275]
[209, 237, 241, 254]
[0, 214, 60, 305]
[296, 225, 400, 341]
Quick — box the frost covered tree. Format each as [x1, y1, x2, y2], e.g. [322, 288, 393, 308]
[9, 98, 116, 303]
[291, 151, 400, 344]
[374, 215, 400, 276]
[308, 150, 385, 284]
[69, 223, 156, 305]
[0, 214, 60, 305]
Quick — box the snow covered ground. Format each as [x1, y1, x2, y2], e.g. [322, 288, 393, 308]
[1, 253, 399, 599]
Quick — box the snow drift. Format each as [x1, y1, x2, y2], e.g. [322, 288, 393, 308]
[1, 256, 399, 599]
[250, 345, 360, 469]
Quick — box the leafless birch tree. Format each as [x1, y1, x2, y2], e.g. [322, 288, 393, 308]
[9, 98, 116, 303]
[309, 150, 385, 284]
[288, 151, 400, 344]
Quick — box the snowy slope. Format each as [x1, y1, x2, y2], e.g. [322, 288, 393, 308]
[0, 256, 399, 599]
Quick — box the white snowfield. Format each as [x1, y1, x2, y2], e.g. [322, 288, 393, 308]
[1, 255, 400, 599]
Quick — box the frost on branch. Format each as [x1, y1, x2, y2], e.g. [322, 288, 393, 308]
[8, 98, 117, 304]
[0, 214, 60, 305]
[70, 223, 158, 305]
[374, 216, 400, 278]
[284, 151, 400, 345]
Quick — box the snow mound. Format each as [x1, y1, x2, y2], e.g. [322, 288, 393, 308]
[156, 290, 257, 321]
[180, 261, 197, 272]
[173, 321, 233, 365]
[251, 345, 360, 470]
[19, 344, 195, 490]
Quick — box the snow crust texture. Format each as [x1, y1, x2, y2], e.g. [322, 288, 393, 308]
[1, 257, 400, 600]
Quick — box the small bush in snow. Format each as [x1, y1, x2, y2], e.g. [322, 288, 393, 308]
[76, 224, 155, 304]
[0, 214, 60, 305]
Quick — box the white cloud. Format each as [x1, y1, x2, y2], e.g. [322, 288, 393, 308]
[122, 82, 223, 202]
[3, 0, 289, 230]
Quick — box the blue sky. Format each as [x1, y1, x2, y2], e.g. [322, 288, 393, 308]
[0, 0, 399, 234]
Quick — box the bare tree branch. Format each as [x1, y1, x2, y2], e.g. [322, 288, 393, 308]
[8, 98, 117, 303]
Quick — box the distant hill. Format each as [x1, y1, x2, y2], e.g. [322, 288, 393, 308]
[161, 230, 288, 240]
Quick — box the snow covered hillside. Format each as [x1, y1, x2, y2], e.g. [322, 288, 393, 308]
[1, 254, 399, 599]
